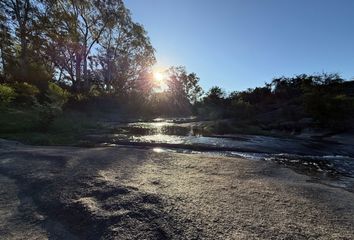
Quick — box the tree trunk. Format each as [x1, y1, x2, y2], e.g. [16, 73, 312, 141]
[83, 51, 88, 92]
[19, 30, 28, 80]
[74, 51, 82, 92]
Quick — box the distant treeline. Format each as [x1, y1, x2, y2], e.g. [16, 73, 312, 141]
[196, 74, 354, 131]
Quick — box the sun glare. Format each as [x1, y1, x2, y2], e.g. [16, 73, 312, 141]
[152, 69, 168, 91]
[153, 71, 165, 83]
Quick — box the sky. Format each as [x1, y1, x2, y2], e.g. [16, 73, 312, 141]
[125, 0, 354, 91]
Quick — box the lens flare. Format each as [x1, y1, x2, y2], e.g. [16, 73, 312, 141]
[153, 71, 165, 83]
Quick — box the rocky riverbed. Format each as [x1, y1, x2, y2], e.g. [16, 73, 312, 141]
[0, 139, 354, 239]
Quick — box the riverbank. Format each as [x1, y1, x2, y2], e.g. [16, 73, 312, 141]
[2, 106, 353, 148]
[0, 139, 353, 239]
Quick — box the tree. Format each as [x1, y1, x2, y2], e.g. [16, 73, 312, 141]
[0, 7, 13, 81]
[1, 0, 46, 80]
[44, 1, 110, 91]
[203, 86, 225, 105]
[44, 0, 155, 96]
[0, 0, 54, 92]
[97, 9, 155, 97]
[167, 66, 203, 106]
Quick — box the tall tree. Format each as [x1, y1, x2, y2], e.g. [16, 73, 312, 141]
[45, 0, 155, 95]
[203, 86, 225, 105]
[97, 6, 155, 97]
[1, 0, 40, 80]
[166, 66, 203, 112]
[45, 0, 110, 91]
[0, 7, 13, 80]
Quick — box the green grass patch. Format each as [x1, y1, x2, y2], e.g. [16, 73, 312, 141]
[0, 108, 40, 133]
[0, 107, 103, 146]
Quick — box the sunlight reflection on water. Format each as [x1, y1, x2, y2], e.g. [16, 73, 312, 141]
[105, 119, 354, 190]
[152, 147, 166, 153]
[132, 134, 186, 144]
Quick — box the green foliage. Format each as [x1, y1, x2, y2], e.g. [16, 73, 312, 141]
[72, 93, 89, 103]
[167, 67, 203, 104]
[196, 74, 354, 131]
[299, 74, 353, 129]
[0, 84, 16, 106]
[0, 109, 100, 145]
[0, 108, 40, 133]
[8, 63, 52, 90]
[88, 85, 102, 97]
[0, 0, 353, 135]
[1, 0, 155, 100]
[46, 82, 70, 108]
[231, 99, 254, 119]
[164, 66, 203, 115]
[35, 83, 70, 130]
[12, 82, 40, 105]
[204, 86, 226, 105]
[197, 87, 227, 119]
[304, 92, 354, 129]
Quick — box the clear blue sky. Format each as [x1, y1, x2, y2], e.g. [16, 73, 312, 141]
[125, 0, 354, 91]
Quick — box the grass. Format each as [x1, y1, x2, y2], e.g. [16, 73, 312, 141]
[0, 106, 290, 146]
[0, 107, 102, 145]
[0, 108, 40, 133]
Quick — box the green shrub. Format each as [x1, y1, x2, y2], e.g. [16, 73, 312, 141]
[35, 82, 70, 130]
[0, 84, 16, 107]
[0, 108, 40, 133]
[46, 82, 70, 108]
[12, 82, 40, 105]
[9, 62, 52, 91]
[35, 83, 69, 131]
[89, 85, 101, 97]
[304, 92, 354, 129]
[231, 99, 254, 119]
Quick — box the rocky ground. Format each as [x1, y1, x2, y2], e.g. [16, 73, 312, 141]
[0, 139, 354, 239]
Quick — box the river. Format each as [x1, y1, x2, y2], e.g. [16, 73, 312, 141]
[90, 117, 354, 191]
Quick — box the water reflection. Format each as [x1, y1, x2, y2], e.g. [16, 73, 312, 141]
[102, 118, 354, 190]
[152, 147, 166, 153]
[149, 147, 354, 191]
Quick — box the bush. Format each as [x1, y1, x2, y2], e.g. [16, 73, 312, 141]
[304, 92, 354, 129]
[12, 82, 40, 105]
[0, 84, 16, 107]
[9, 62, 52, 91]
[35, 82, 70, 130]
[0, 108, 40, 133]
[89, 85, 101, 97]
[231, 99, 254, 119]
[46, 82, 70, 108]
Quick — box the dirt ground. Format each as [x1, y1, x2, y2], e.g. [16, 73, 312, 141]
[0, 139, 353, 240]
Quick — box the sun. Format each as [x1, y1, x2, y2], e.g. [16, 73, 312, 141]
[153, 71, 165, 83]
[152, 70, 168, 91]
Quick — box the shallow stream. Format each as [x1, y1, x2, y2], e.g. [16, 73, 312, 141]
[96, 118, 354, 191]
